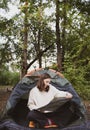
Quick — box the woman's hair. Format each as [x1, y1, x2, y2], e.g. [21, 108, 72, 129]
[37, 73, 51, 92]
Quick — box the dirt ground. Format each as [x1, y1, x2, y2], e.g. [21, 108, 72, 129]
[0, 89, 90, 120]
[0, 89, 11, 113]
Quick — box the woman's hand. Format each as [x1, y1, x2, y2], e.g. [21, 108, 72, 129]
[66, 92, 73, 99]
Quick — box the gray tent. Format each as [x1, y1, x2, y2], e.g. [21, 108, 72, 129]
[0, 68, 89, 130]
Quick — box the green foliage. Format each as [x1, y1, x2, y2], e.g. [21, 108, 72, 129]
[64, 69, 90, 100]
[84, 65, 90, 83]
[0, 0, 90, 99]
[0, 0, 9, 9]
[64, 60, 90, 100]
[65, 67, 85, 85]
[0, 69, 20, 86]
[74, 85, 90, 100]
[49, 63, 58, 70]
[50, 62, 90, 100]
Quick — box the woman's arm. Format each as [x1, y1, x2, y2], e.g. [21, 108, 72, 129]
[27, 91, 39, 110]
[52, 86, 73, 99]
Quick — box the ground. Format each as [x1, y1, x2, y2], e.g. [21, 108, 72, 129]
[0, 89, 90, 120]
[0, 89, 11, 113]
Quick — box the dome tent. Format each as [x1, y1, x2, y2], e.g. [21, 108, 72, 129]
[0, 68, 89, 130]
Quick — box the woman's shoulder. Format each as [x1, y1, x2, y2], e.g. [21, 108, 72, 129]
[50, 84, 57, 90]
[30, 86, 38, 93]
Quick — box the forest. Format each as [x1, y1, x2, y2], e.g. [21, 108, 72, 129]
[0, 0, 90, 100]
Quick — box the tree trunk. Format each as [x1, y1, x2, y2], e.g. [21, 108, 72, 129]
[62, 0, 67, 71]
[38, 0, 42, 68]
[21, 1, 28, 78]
[38, 29, 42, 68]
[56, 0, 62, 72]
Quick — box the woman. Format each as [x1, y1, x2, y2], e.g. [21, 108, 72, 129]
[27, 73, 73, 128]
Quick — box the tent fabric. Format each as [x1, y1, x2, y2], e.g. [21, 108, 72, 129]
[5, 69, 85, 115]
[0, 68, 89, 130]
[0, 120, 90, 130]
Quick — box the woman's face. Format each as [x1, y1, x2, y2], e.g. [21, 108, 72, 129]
[44, 78, 51, 88]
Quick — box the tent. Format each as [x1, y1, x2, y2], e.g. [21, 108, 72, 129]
[0, 68, 90, 130]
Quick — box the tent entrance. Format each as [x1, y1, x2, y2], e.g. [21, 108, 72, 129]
[10, 99, 80, 128]
[11, 99, 29, 126]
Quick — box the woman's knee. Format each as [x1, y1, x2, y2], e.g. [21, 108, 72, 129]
[27, 110, 35, 119]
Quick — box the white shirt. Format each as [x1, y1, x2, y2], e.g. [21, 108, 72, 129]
[27, 84, 67, 111]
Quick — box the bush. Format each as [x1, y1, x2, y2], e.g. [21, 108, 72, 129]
[0, 70, 20, 86]
[74, 85, 90, 100]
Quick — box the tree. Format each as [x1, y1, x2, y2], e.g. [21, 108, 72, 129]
[0, 0, 90, 84]
[21, 1, 28, 77]
[0, 0, 10, 9]
[61, 0, 67, 71]
[16, 0, 55, 77]
[55, 0, 62, 72]
[63, 0, 90, 84]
